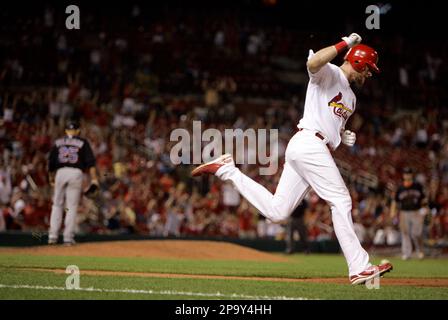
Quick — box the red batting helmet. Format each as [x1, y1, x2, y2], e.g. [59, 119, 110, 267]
[344, 44, 380, 73]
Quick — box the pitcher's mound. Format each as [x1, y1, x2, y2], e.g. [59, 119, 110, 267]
[0, 240, 288, 262]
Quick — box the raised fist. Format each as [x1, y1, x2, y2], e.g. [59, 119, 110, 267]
[342, 33, 362, 48]
[342, 130, 356, 147]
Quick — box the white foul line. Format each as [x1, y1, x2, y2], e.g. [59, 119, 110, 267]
[0, 284, 309, 300]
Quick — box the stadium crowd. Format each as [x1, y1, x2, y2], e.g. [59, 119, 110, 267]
[1, 4, 447, 248]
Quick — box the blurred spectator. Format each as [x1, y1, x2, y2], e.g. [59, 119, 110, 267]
[0, 161, 12, 204]
[0, 205, 5, 231]
[221, 182, 240, 209]
[285, 199, 309, 254]
[0, 4, 446, 249]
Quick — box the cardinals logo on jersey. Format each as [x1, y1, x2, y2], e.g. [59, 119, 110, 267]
[328, 92, 353, 120]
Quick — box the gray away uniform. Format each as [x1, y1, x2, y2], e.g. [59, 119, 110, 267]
[48, 135, 96, 243]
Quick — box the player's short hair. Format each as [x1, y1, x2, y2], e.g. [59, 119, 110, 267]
[403, 167, 414, 175]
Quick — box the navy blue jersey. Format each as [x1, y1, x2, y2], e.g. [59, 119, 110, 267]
[395, 183, 425, 211]
[48, 136, 96, 172]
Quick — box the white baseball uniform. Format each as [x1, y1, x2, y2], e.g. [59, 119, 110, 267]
[215, 50, 371, 276]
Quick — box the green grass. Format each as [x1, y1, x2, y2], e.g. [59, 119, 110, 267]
[1, 268, 447, 300]
[0, 253, 447, 300]
[0, 253, 447, 279]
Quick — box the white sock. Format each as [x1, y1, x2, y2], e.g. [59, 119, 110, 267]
[215, 163, 237, 180]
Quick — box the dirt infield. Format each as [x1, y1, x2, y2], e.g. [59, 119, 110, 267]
[0, 240, 288, 262]
[21, 268, 448, 287]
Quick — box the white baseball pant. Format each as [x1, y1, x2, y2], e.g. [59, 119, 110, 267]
[49, 167, 83, 242]
[217, 129, 371, 276]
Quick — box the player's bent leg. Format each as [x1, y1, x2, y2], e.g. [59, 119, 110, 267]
[217, 159, 310, 223]
[192, 154, 310, 223]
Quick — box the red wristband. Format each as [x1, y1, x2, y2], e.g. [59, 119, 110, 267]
[334, 40, 348, 54]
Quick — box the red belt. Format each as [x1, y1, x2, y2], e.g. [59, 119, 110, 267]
[297, 128, 329, 146]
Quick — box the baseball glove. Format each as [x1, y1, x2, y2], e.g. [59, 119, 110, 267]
[84, 182, 99, 198]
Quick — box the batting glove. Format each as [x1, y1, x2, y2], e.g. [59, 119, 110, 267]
[342, 130, 356, 147]
[342, 33, 362, 48]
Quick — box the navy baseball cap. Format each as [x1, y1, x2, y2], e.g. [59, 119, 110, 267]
[65, 121, 80, 130]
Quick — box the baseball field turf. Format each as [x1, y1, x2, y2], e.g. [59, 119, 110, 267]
[0, 240, 447, 300]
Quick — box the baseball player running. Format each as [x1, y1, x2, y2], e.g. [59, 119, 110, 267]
[48, 120, 98, 245]
[192, 33, 393, 284]
[390, 168, 427, 260]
